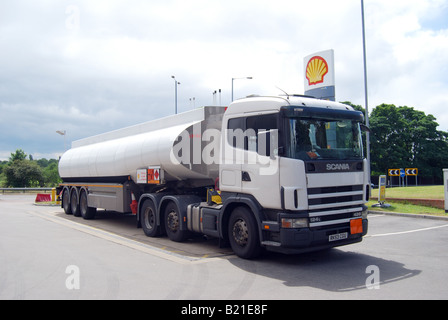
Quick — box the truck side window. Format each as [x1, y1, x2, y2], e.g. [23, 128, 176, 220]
[227, 117, 246, 149]
[246, 114, 278, 156]
[227, 114, 278, 155]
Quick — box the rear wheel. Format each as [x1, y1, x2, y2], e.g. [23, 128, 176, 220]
[80, 190, 96, 220]
[62, 188, 72, 215]
[164, 202, 189, 242]
[228, 206, 262, 259]
[141, 199, 160, 237]
[70, 188, 81, 217]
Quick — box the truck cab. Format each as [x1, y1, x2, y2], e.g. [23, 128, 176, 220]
[219, 95, 369, 256]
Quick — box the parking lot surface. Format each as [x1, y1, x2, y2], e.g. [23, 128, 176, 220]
[1, 194, 448, 300]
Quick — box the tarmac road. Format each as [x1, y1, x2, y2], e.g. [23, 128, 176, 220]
[1, 194, 448, 300]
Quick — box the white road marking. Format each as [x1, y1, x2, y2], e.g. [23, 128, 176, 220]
[27, 210, 223, 265]
[367, 224, 448, 238]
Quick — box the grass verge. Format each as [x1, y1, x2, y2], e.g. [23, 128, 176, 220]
[371, 185, 444, 200]
[368, 200, 447, 216]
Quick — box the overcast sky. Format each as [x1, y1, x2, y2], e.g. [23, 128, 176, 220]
[1, 0, 447, 160]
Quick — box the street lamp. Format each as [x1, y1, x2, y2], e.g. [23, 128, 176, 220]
[231, 77, 253, 102]
[361, 0, 371, 184]
[171, 75, 181, 114]
[56, 130, 66, 151]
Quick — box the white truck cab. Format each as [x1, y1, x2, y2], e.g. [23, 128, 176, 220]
[218, 95, 369, 256]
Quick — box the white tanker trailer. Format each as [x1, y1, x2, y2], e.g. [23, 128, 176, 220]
[58, 95, 370, 259]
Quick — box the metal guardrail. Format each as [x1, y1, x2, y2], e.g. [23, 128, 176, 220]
[0, 188, 53, 194]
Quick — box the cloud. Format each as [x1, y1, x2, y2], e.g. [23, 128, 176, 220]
[360, 0, 448, 129]
[0, 0, 447, 161]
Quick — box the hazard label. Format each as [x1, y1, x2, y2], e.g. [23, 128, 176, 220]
[148, 167, 161, 184]
[136, 169, 147, 184]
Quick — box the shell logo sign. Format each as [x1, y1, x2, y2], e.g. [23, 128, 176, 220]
[306, 56, 329, 86]
[303, 49, 335, 101]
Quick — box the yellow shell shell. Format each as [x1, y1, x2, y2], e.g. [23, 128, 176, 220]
[306, 56, 329, 86]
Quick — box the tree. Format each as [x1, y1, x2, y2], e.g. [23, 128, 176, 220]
[369, 104, 448, 183]
[0, 160, 8, 187]
[9, 149, 27, 162]
[341, 102, 448, 184]
[4, 149, 44, 187]
[369, 104, 407, 174]
[42, 161, 62, 187]
[0, 160, 7, 175]
[341, 101, 368, 152]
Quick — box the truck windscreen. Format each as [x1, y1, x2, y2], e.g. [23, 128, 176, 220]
[286, 117, 364, 161]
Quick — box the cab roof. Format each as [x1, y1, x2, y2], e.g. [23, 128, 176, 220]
[226, 95, 355, 115]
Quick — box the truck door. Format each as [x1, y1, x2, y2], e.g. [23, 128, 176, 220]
[240, 114, 281, 208]
[220, 117, 243, 192]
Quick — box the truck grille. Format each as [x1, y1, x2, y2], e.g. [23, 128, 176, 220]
[307, 185, 365, 228]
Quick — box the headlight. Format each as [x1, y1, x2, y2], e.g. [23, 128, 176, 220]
[281, 218, 309, 229]
[362, 207, 368, 219]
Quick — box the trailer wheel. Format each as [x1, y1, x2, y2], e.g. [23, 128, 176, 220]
[141, 199, 160, 237]
[62, 188, 72, 215]
[80, 189, 96, 220]
[228, 206, 262, 259]
[164, 202, 189, 242]
[70, 188, 81, 217]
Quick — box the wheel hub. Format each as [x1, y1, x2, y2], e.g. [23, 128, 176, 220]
[232, 219, 249, 246]
[167, 210, 179, 232]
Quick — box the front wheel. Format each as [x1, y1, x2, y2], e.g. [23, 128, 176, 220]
[228, 207, 262, 259]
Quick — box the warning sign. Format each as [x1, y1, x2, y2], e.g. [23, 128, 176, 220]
[136, 169, 147, 184]
[147, 167, 161, 184]
[136, 167, 162, 184]
[405, 168, 418, 176]
[388, 169, 400, 176]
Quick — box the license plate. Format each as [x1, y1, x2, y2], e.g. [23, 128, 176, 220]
[329, 232, 348, 242]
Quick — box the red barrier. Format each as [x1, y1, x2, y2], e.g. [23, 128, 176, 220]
[35, 194, 51, 202]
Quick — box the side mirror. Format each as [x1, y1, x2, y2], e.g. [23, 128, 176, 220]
[360, 124, 371, 133]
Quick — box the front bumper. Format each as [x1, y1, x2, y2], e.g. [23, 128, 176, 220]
[262, 219, 368, 254]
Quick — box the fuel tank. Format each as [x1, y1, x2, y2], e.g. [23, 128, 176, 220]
[58, 106, 225, 184]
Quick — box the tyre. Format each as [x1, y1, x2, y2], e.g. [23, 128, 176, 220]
[164, 202, 189, 242]
[70, 188, 81, 217]
[141, 199, 160, 237]
[228, 206, 262, 259]
[79, 190, 96, 220]
[62, 188, 72, 215]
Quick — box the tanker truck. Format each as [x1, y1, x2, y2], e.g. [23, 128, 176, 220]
[58, 95, 369, 259]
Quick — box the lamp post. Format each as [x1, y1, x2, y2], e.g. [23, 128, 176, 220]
[361, 0, 371, 182]
[231, 77, 253, 102]
[56, 130, 66, 151]
[171, 75, 181, 114]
